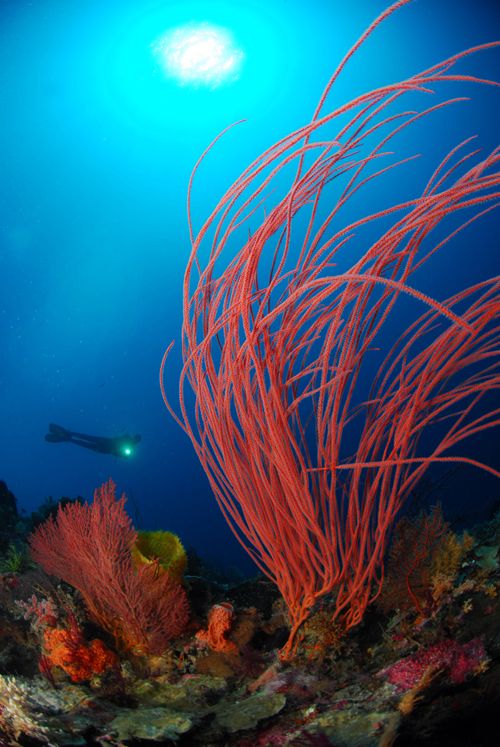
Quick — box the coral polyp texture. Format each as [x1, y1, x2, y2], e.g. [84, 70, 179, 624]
[196, 602, 238, 654]
[162, 0, 499, 658]
[380, 638, 489, 691]
[42, 622, 118, 683]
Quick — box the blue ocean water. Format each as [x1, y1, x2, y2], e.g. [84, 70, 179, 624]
[0, 0, 498, 574]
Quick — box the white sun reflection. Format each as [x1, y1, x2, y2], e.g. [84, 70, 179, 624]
[153, 23, 244, 88]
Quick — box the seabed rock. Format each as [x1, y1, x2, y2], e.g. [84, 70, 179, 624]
[214, 690, 287, 733]
[130, 673, 227, 713]
[0, 674, 99, 745]
[108, 706, 192, 742]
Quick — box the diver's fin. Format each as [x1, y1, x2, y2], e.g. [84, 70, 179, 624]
[45, 423, 72, 442]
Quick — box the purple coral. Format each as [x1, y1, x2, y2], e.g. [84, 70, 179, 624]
[382, 638, 487, 691]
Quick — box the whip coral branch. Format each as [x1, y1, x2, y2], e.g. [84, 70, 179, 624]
[161, 0, 500, 659]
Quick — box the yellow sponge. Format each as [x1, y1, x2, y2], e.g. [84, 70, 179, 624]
[132, 530, 187, 582]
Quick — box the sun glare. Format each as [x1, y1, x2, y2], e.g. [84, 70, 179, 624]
[153, 23, 244, 88]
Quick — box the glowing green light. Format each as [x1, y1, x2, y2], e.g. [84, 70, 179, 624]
[153, 23, 244, 88]
[123, 447, 132, 456]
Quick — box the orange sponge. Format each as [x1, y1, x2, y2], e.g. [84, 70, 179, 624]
[196, 602, 238, 654]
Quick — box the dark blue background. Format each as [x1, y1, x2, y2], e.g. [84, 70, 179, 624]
[1, 0, 498, 573]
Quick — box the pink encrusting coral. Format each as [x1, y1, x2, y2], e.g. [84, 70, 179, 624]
[162, 0, 500, 659]
[381, 638, 488, 691]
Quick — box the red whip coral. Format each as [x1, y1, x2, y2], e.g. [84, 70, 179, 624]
[196, 602, 238, 653]
[29, 480, 189, 654]
[162, 0, 500, 659]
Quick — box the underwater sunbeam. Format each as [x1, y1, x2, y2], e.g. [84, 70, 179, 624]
[153, 22, 244, 88]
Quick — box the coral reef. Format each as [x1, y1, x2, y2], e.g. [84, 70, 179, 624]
[1, 2, 498, 746]
[0, 505, 498, 746]
[28, 479, 189, 654]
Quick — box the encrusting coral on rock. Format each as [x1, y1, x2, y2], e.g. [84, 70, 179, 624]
[0, 490, 499, 747]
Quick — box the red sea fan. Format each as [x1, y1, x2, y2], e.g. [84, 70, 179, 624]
[29, 479, 189, 654]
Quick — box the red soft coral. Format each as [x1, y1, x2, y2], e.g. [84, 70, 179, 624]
[29, 479, 189, 654]
[196, 602, 238, 653]
[43, 619, 118, 682]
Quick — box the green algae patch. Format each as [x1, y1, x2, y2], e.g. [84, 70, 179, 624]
[215, 691, 286, 733]
[109, 706, 192, 741]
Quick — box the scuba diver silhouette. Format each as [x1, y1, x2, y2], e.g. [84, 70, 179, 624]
[45, 424, 141, 458]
